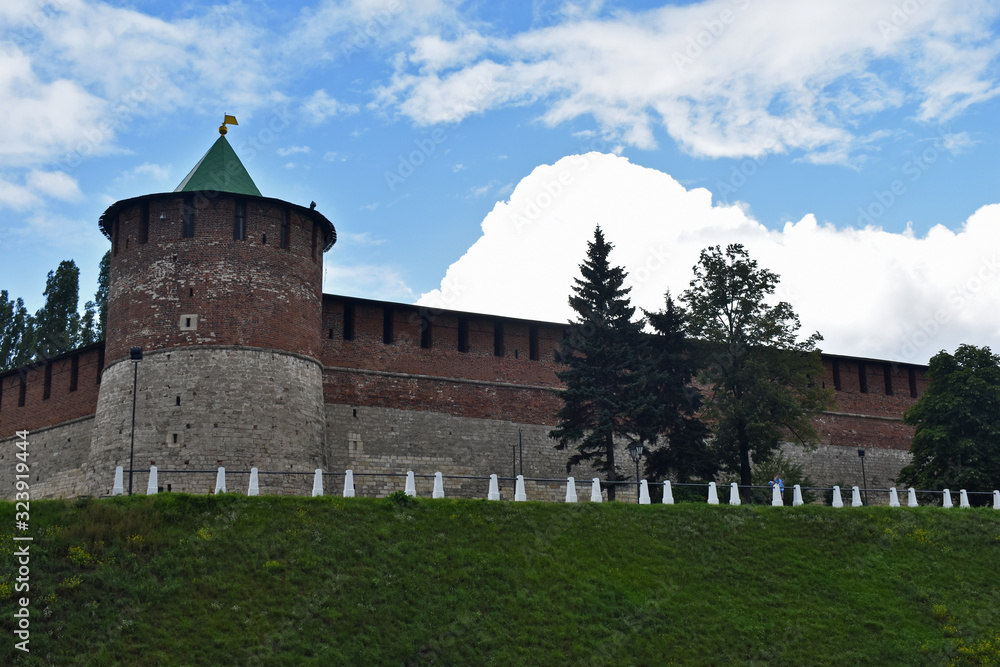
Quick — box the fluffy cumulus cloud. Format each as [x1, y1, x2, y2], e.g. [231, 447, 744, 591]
[376, 0, 1000, 163]
[418, 153, 1000, 364]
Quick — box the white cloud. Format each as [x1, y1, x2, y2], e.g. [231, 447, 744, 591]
[323, 262, 416, 302]
[419, 153, 1000, 364]
[376, 0, 1000, 163]
[301, 89, 360, 124]
[278, 145, 311, 156]
[26, 170, 83, 201]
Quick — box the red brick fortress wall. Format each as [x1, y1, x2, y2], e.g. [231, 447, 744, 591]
[0, 343, 104, 437]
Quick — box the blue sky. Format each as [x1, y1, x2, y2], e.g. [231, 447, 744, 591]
[2, 0, 999, 363]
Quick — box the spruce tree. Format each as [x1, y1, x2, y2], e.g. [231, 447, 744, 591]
[640, 294, 715, 484]
[550, 227, 646, 501]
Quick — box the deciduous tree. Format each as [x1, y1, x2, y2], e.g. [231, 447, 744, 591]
[680, 244, 833, 501]
[898, 345, 1000, 496]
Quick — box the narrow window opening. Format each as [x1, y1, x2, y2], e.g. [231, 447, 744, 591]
[185, 317, 192, 328]
[514, 349, 519, 359]
[234, 200, 246, 241]
[328, 328, 333, 340]
[96, 348, 105, 384]
[383, 307, 394, 344]
[343, 304, 355, 341]
[172, 434, 178, 444]
[182, 195, 195, 238]
[126, 237, 130, 249]
[18, 374, 27, 407]
[458, 318, 469, 353]
[280, 208, 290, 249]
[529, 325, 539, 361]
[139, 202, 149, 244]
[176, 396, 181, 406]
[70, 355, 79, 392]
[858, 361, 868, 393]
[832, 359, 842, 391]
[262, 233, 267, 245]
[43, 363, 52, 400]
[494, 321, 505, 357]
[421, 314, 432, 349]
[908, 368, 918, 398]
[112, 216, 120, 256]
[189, 288, 194, 297]
[353, 409, 358, 418]
[311, 222, 318, 260]
[883, 364, 894, 396]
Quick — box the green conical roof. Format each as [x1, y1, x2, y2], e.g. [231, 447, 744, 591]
[174, 135, 262, 197]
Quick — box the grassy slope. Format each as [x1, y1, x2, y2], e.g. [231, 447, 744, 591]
[2, 495, 999, 666]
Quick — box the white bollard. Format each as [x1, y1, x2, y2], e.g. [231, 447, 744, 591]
[707, 482, 719, 505]
[792, 484, 804, 507]
[214, 467, 226, 495]
[994, 490, 1000, 509]
[907, 487, 918, 507]
[889, 487, 900, 507]
[312, 469, 324, 497]
[248, 468, 260, 496]
[851, 486, 862, 507]
[591, 478, 603, 503]
[943, 489, 953, 508]
[112, 466, 124, 496]
[639, 480, 650, 505]
[514, 474, 527, 502]
[832, 485, 844, 508]
[433, 472, 445, 499]
[405, 471, 416, 497]
[729, 482, 741, 506]
[959, 489, 970, 508]
[772, 483, 783, 507]
[662, 480, 674, 505]
[565, 477, 577, 503]
[342, 469, 355, 498]
[488, 474, 500, 501]
[146, 466, 158, 495]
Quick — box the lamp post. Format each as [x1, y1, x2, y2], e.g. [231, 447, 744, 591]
[128, 347, 143, 496]
[627, 443, 644, 504]
[858, 448, 869, 506]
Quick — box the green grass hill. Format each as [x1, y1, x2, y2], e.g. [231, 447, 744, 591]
[2, 495, 999, 665]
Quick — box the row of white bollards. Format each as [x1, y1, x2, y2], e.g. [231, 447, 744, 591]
[110, 466, 1000, 508]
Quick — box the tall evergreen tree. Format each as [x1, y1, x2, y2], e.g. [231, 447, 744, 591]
[94, 250, 110, 341]
[680, 244, 833, 501]
[0, 291, 33, 372]
[550, 227, 646, 500]
[31, 260, 81, 360]
[639, 294, 715, 483]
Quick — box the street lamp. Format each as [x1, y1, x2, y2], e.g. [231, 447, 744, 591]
[627, 443, 644, 504]
[858, 448, 869, 506]
[128, 347, 143, 496]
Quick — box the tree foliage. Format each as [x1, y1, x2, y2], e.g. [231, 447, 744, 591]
[680, 244, 833, 499]
[550, 227, 647, 500]
[0, 254, 108, 373]
[898, 345, 1000, 494]
[32, 259, 82, 360]
[640, 295, 715, 483]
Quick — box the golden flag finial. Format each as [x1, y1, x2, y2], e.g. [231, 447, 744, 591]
[219, 114, 238, 136]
